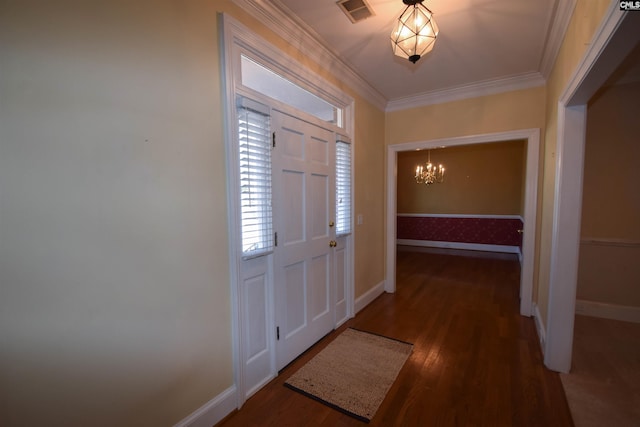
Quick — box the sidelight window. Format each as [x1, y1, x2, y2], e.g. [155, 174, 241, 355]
[237, 97, 273, 257]
[336, 140, 352, 236]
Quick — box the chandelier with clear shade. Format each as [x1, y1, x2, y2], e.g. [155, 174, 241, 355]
[415, 150, 445, 185]
[390, 0, 439, 64]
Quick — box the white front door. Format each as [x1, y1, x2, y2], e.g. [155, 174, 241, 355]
[272, 110, 336, 370]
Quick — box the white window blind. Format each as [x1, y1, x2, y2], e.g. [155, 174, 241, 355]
[336, 140, 352, 236]
[237, 98, 274, 257]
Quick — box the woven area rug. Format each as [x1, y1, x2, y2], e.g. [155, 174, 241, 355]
[284, 328, 413, 423]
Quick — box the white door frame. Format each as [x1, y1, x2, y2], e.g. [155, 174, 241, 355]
[385, 129, 540, 317]
[544, 5, 637, 373]
[220, 14, 355, 406]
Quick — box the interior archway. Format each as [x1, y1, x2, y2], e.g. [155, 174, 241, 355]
[386, 129, 540, 317]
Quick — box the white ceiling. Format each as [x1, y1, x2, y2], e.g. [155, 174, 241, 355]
[273, 0, 562, 104]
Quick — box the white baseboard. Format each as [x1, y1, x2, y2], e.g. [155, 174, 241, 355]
[396, 239, 520, 255]
[533, 303, 546, 354]
[575, 299, 640, 323]
[355, 280, 385, 314]
[174, 385, 237, 427]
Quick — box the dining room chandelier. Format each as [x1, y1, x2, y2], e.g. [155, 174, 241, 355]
[390, 0, 439, 64]
[414, 150, 445, 185]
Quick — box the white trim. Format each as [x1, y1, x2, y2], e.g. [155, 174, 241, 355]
[354, 280, 385, 314]
[520, 128, 540, 317]
[533, 303, 546, 354]
[173, 386, 237, 427]
[244, 370, 276, 400]
[388, 129, 538, 152]
[575, 300, 640, 324]
[232, 0, 387, 111]
[397, 239, 520, 255]
[386, 129, 539, 317]
[397, 213, 524, 220]
[219, 12, 245, 411]
[544, 4, 634, 373]
[545, 104, 586, 374]
[344, 133, 355, 322]
[539, 0, 577, 78]
[559, 7, 635, 106]
[386, 72, 545, 112]
[347, 236, 355, 320]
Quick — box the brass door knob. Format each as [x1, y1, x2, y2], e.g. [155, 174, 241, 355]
[329, 240, 337, 247]
[329, 221, 335, 227]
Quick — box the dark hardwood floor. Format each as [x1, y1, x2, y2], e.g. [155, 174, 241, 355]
[218, 247, 574, 426]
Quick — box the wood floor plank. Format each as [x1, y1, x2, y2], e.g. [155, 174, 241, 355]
[218, 248, 574, 426]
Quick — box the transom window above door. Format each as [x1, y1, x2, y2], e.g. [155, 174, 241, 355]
[240, 55, 344, 128]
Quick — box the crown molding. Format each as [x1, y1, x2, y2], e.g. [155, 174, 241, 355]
[232, 0, 574, 113]
[385, 72, 546, 112]
[539, 0, 577, 79]
[232, 0, 388, 111]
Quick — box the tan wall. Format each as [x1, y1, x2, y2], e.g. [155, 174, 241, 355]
[0, 0, 386, 425]
[397, 141, 525, 215]
[577, 244, 640, 306]
[536, 0, 612, 325]
[386, 87, 546, 144]
[354, 102, 387, 297]
[386, 86, 545, 300]
[0, 1, 235, 425]
[581, 82, 640, 240]
[576, 81, 640, 306]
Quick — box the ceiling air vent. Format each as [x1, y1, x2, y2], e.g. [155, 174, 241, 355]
[337, 0, 375, 23]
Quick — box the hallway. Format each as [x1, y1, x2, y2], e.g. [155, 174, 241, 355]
[219, 247, 573, 426]
[561, 315, 640, 426]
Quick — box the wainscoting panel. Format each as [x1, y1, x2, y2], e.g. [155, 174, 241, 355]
[397, 214, 523, 252]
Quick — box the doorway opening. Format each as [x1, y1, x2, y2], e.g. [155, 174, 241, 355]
[386, 129, 540, 317]
[545, 6, 639, 373]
